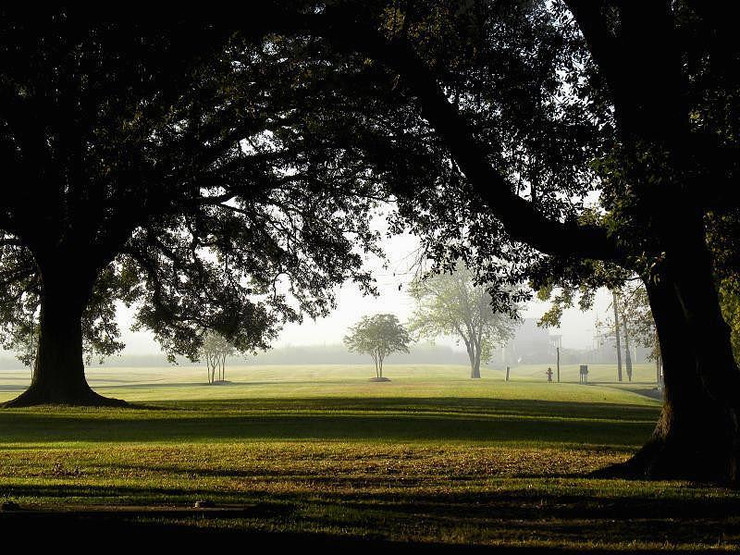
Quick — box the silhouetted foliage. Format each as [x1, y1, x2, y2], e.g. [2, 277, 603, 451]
[0, 12, 401, 405]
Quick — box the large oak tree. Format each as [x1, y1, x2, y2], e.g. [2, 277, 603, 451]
[0, 11, 410, 406]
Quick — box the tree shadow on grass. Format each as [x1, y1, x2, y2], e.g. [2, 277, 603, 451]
[1, 486, 737, 553]
[0, 513, 690, 554]
[0, 397, 659, 446]
[146, 396, 661, 420]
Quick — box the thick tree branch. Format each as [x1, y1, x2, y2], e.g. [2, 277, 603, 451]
[314, 17, 621, 262]
[37, 5, 622, 262]
[565, 0, 686, 141]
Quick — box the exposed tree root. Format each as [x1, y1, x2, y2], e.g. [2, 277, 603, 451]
[590, 436, 738, 486]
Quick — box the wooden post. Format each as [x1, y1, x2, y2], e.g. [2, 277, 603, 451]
[505, 366, 510, 381]
[556, 347, 560, 383]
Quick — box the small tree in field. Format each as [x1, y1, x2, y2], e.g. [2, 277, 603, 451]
[200, 332, 236, 384]
[344, 314, 410, 381]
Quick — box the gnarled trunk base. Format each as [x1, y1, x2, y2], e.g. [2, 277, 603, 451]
[3, 265, 128, 409]
[607, 439, 735, 484]
[593, 409, 739, 484]
[594, 251, 740, 485]
[3, 383, 128, 408]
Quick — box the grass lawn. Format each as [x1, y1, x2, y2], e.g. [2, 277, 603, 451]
[0, 363, 738, 551]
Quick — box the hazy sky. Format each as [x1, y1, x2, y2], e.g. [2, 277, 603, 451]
[117, 231, 611, 355]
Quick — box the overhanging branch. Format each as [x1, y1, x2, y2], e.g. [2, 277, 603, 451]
[263, 10, 623, 262]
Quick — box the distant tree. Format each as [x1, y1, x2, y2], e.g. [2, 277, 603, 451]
[612, 290, 624, 382]
[559, 281, 659, 383]
[616, 284, 661, 382]
[200, 332, 236, 384]
[344, 314, 410, 380]
[408, 266, 519, 379]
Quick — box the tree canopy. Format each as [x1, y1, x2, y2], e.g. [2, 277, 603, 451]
[0, 12, 399, 405]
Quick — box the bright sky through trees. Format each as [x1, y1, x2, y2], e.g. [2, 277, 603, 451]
[113, 231, 610, 355]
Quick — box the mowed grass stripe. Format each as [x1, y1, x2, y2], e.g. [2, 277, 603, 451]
[0, 413, 655, 447]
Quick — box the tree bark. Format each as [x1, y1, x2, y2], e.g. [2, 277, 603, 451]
[602, 212, 740, 483]
[467, 342, 481, 379]
[3, 265, 126, 408]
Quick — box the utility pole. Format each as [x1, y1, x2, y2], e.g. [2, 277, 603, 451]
[612, 290, 623, 382]
[623, 320, 633, 382]
[655, 330, 662, 386]
[550, 334, 561, 383]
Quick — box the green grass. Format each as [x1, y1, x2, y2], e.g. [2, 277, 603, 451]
[1, 363, 738, 551]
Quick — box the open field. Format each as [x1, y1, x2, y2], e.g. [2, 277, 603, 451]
[0, 361, 665, 403]
[1, 364, 738, 551]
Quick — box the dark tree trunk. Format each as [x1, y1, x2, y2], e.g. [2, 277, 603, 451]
[606, 215, 740, 483]
[610, 275, 737, 482]
[470, 357, 481, 379]
[3, 265, 126, 408]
